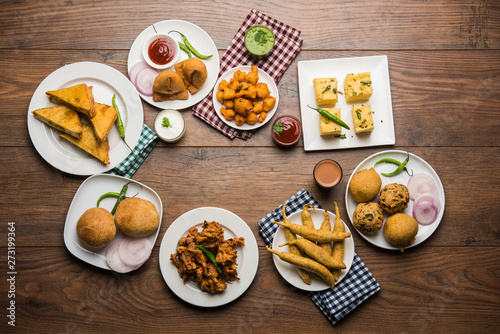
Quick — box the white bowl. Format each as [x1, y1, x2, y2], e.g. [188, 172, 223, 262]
[154, 109, 186, 143]
[143, 33, 180, 70]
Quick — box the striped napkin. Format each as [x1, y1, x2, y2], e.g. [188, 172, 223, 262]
[258, 189, 380, 325]
[106, 124, 158, 178]
[192, 8, 303, 139]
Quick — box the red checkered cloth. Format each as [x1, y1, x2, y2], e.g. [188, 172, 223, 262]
[192, 9, 303, 139]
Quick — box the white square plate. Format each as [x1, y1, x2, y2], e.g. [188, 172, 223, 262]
[298, 55, 395, 151]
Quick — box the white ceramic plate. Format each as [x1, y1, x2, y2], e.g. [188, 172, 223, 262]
[212, 65, 279, 130]
[27, 62, 144, 175]
[128, 20, 220, 109]
[298, 55, 395, 151]
[271, 209, 355, 291]
[64, 174, 163, 271]
[159, 207, 259, 307]
[345, 150, 445, 250]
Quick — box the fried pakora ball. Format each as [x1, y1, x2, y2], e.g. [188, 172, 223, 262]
[220, 107, 235, 121]
[216, 90, 224, 104]
[234, 98, 252, 116]
[353, 202, 384, 235]
[262, 96, 276, 112]
[379, 183, 410, 214]
[224, 99, 234, 109]
[235, 114, 245, 126]
[252, 101, 263, 114]
[384, 213, 418, 252]
[258, 111, 267, 123]
[233, 70, 246, 82]
[246, 112, 258, 125]
[245, 65, 259, 84]
[256, 82, 270, 100]
[222, 88, 235, 100]
[218, 79, 229, 91]
[349, 167, 382, 202]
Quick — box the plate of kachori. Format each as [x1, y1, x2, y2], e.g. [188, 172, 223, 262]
[64, 174, 162, 271]
[345, 150, 445, 251]
[127, 19, 220, 109]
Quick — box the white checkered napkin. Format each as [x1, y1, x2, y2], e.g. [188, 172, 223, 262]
[107, 124, 159, 178]
[192, 8, 303, 140]
[258, 189, 380, 326]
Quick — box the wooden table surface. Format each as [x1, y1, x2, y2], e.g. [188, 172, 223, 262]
[1, 0, 499, 333]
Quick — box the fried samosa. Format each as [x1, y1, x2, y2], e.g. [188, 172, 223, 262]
[152, 70, 189, 102]
[174, 58, 207, 94]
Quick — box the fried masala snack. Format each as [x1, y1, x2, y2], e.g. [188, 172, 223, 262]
[170, 221, 245, 294]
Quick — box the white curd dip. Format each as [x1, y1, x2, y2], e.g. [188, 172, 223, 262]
[154, 109, 186, 143]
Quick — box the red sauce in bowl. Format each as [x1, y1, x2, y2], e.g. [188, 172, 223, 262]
[272, 115, 302, 147]
[148, 38, 176, 65]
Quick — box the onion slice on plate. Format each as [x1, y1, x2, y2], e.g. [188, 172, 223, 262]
[413, 199, 439, 225]
[134, 66, 158, 96]
[407, 172, 439, 201]
[118, 237, 152, 267]
[106, 241, 136, 273]
[129, 61, 152, 86]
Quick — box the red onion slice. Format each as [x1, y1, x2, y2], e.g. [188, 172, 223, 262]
[413, 200, 439, 225]
[106, 241, 136, 273]
[134, 67, 158, 96]
[129, 61, 152, 85]
[118, 237, 152, 267]
[414, 193, 441, 212]
[407, 173, 439, 201]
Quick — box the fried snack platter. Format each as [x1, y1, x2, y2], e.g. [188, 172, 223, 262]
[213, 65, 279, 130]
[345, 150, 446, 251]
[298, 55, 395, 151]
[128, 20, 220, 109]
[27, 62, 144, 175]
[64, 174, 163, 270]
[159, 207, 259, 307]
[272, 209, 355, 291]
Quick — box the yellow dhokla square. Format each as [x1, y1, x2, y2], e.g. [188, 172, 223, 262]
[352, 104, 374, 134]
[313, 77, 338, 106]
[319, 108, 342, 136]
[344, 72, 372, 103]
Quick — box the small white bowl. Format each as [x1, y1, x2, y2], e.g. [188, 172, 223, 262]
[143, 33, 180, 70]
[154, 109, 186, 143]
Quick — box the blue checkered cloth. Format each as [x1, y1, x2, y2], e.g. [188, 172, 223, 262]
[107, 124, 158, 178]
[258, 189, 380, 325]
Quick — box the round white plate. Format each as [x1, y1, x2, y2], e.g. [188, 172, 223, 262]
[345, 150, 446, 250]
[64, 174, 162, 271]
[212, 65, 279, 130]
[127, 20, 220, 109]
[27, 62, 144, 176]
[271, 208, 355, 291]
[159, 207, 259, 307]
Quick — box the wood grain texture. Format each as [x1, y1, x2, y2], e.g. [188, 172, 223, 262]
[1, 0, 499, 332]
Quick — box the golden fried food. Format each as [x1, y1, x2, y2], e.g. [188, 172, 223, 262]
[348, 167, 382, 202]
[220, 107, 235, 121]
[46, 83, 96, 118]
[174, 57, 207, 94]
[384, 213, 418, 252]
[32, 105, 83, 138]
[170, 221, 245, 294]
[114, 198, 160, 237]
[216, 66, 275, 126]
[76, 207, 116, 248]
[353, 202, 384, 235]
[89, 102, 118, 143]
[59, 124, 110, 164]
[152, 70, 188, 102]
[379, 183, 410, 214]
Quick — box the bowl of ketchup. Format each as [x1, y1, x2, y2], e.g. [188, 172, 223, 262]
[272, 115, 302, 147]
[143, 33, 179, 70]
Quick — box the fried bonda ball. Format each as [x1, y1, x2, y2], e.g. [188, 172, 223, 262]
[256, 82, 270, 100]
[218, 79, 229, 91]
[233, 70, 246, 82]
[222, 88, 236, 100]
[252, 101, 263, 114]
[258, 111, 267, 123]
[216, 90, 224, 104]
[224, 99, 234, 109]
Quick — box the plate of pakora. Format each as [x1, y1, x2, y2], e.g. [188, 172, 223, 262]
[271, 208, 355, 291]
[213, 65, 279, 130]
[27, 62, 144, 175]
[127, 20, 220, 109]
[159, 207, 259, 307]
[345, 150, 445, 251]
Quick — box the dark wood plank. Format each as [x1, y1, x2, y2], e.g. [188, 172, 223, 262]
[5, 246, 499, 333]
[1, 0, 498, 50]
